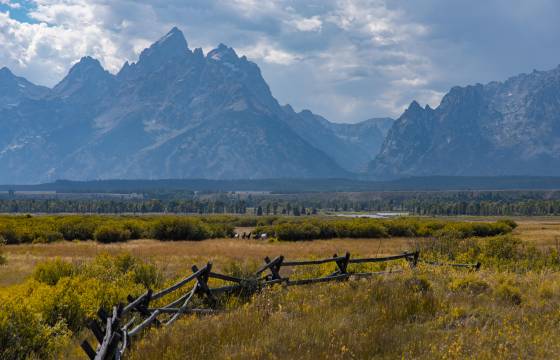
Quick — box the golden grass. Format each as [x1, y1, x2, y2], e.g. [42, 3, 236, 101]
[129, 268, 560, 359]
[2, 217, 560, 359]
[2, 216, 559, 288]
[0, 237, 414, 287]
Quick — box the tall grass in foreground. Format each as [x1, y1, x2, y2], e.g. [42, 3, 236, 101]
[2, 229, 560, 359]
[129, 270, 560, 359]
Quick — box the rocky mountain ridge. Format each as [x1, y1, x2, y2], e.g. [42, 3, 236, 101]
[370, 65, 560, 178]
[0, 27, 391, 184]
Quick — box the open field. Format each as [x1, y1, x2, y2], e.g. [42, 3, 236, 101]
[0, 237, 416, 288]
[1, 216, 560, 359]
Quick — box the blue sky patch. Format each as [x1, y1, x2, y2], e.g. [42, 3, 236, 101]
[1, 1, 37, 24]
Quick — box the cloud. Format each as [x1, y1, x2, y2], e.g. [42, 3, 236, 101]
[1, 0, 559, 123]
[238, 39, 301, 65]
[287, 16, 322, 32]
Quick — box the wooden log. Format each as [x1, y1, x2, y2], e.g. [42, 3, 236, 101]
[128, 310, 161, 337]
[261, 278, 287, 287]
[97, 308, 109, 323]
[164, 282, 198, 326]
[161, 289, 195, 309]
[255, 256, 283, 275]
[80, 340, 96, 360]
[87, 319, 104, 343]
[152, 267, 206, 300]
[193, 263, 217, 306]
[94, 316, 113, 360]
[209, 284, 244, 294]
[106, 332, 122, 360]
[259, 256, 284, 280]
[150, 307, 217, 314]
[122, 316, 136, 331]
[348, 253, 414, 264]
[122, 290, 150, 315]
[208, 271, 245, 283]
[121, 330, 129, 351]
[282, 256, 346, 266]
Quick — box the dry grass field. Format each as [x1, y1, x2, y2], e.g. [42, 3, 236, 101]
[2, 216, 560, 359]
[2, 217, 558, 288]
[0, 236, 414, 287]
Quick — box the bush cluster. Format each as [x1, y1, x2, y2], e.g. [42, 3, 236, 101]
[255, 218, 515, 241]
[0, 254, 161, 359]
[0, 215, 238, 244]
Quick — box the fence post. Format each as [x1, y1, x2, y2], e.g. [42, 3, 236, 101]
[263, 256, 284, 281]
[193, 263, 217, 307]
[334, 252, 351, 275]
[405, 251, 420, 269]
[80, 340, 96, 360]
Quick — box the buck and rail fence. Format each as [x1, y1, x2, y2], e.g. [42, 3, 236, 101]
[80, 251, 480, 360]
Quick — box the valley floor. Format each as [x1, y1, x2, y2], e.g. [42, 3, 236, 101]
[2, 216, 560, 359]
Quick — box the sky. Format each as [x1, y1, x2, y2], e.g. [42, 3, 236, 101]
[1, 0, 560, 123]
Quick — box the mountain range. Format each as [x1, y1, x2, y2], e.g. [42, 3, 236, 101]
[2, 27, 560, 184]
[0, 27, 391, 184]
[370, 65, 560, 178]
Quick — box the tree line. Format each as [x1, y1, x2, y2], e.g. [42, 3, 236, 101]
[2, 191, 560, 216]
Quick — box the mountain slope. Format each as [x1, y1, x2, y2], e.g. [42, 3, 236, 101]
[0, 28, 363, 184]
[370, 66, 560, 178]
[281, 106, 392, 172]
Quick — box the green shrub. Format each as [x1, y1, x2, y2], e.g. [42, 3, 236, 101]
[383, 219, 418, 237]
[0, 236, 5, 265]
[482, 235, 522, 261]
[497, 219, 518, 229]
[152, 217, 211, 240]
[275, 222, 322, 241]
[132, 262, 162, 289]
[57, 217, 97, 240]
[449, 276, 490, 295]
[494, 283, 522, 305]
[0, 300, 70, 360]
[122, 220, 149, 239]
[94, 225, 132, 243]
[0, 224, 18, 244]
[33, 259, 76, 285]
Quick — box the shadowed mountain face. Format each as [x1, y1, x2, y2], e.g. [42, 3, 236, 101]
[0, 28, 390, 184]
[370, 66, 560, 178]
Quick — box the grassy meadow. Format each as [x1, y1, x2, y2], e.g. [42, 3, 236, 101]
[1, 215, 560, 359]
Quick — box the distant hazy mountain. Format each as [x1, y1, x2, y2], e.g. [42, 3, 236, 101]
[370, 65, 560, 178]
[0, 27, 389, 184]
[281, 106, 392, 172]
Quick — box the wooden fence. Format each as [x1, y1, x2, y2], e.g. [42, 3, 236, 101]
[81, 250, 479, 359]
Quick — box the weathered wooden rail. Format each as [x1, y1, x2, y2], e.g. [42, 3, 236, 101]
[81, 250, 478, 359]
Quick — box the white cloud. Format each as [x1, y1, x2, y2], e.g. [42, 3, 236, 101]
[2, 0, 555, 122]
[287, 15, 322, 32]
[239, 40, 301, 65]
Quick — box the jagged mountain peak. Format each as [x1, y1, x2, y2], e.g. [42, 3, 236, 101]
[207, 43, 239, 62]
[404, 100, 425, 115]
[0, 66, 49, 104]
[53, 56, 114, 96]
[137, 27, 190, 65]
[68, 56, 106, 75]
[371, 63, 560, 178]
[0, 27, 383, 183]
[0, 66, 14, 77]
